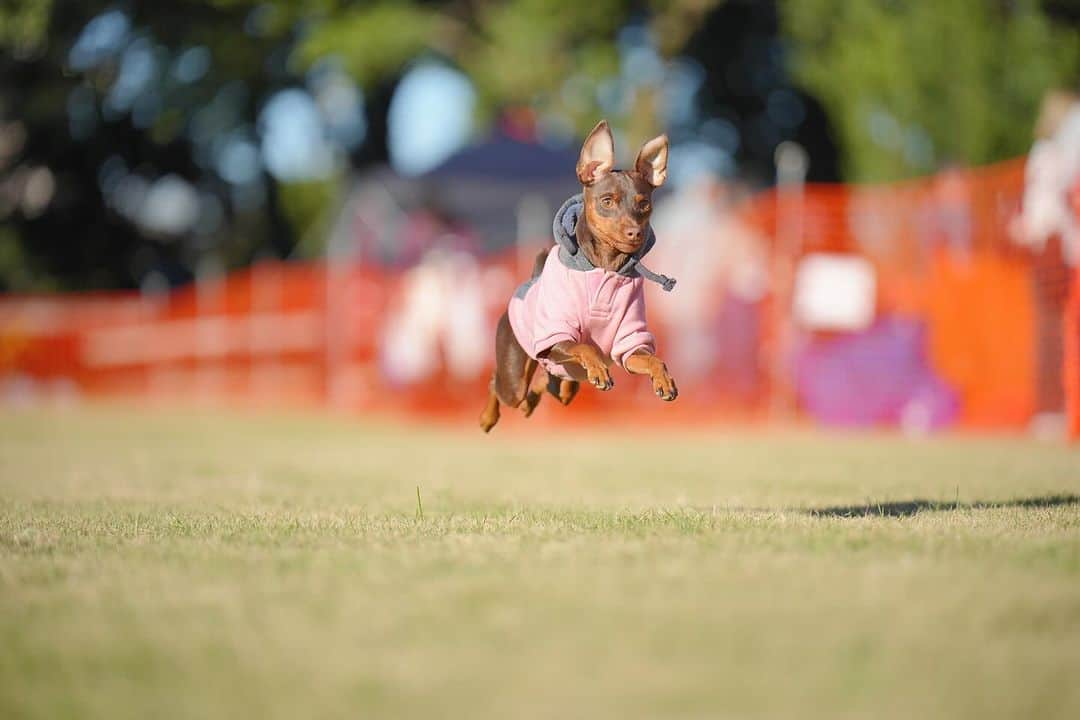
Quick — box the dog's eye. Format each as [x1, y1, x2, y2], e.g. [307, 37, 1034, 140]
[639, 202, 651, 213]
[600, 196, 615, 209]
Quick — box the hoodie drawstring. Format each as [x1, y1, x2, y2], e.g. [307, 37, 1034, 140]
[633, 261, 677, 292]
[552, 194, 677, 292]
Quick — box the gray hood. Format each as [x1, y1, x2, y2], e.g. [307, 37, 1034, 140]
[552, 194, 676, 292]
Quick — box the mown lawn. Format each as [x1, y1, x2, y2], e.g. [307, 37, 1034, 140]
[1, 406, 1078, 719]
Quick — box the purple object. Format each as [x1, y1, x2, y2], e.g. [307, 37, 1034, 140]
[795, 317, 959, 430]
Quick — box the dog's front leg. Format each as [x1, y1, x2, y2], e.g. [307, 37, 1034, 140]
[624, 350, 678, 401]
[543, 342, 614, 391]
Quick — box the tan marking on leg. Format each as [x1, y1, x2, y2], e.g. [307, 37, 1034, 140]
[521, 366, 548, 417]
[513, 358, 538, 408]
[479, 377, 501, 433]
[558, 378, 579, 406]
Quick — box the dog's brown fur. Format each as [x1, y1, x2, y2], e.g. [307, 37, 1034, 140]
[479, 121, 677, 433]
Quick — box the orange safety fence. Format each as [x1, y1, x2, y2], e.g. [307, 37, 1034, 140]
[1, 156, 1077, 435]
[739, 158, 1048, 429]
[1069, 184, 1080, 440]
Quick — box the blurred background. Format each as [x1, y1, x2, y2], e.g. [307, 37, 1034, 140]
[1, 0, 1079, 437]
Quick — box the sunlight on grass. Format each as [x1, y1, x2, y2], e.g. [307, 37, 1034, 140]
[1, 406, 1078, 719]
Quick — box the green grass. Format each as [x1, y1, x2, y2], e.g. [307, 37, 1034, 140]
[1, 406, 1078, 719]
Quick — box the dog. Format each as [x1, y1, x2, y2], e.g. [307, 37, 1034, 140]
[479, 120, 678, 432]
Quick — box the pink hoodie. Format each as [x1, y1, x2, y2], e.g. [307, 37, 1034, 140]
[508, 246, 655, 380]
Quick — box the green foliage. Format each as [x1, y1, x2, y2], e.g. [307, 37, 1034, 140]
[277, 177, 340, 259]
[459, 0, 623, 120]
[0, 226, 38, 292]
[0, 0, 53, 56]
[780, 0, 1080, 181]
[295, 0, 718, 137]
[295, 3, 442, 89]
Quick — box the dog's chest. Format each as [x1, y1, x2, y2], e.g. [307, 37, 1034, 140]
[583, 271, 634, 325]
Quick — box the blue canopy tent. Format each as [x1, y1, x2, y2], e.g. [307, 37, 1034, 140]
[419, 133, 582, 253]
[326, 133, 582, 266]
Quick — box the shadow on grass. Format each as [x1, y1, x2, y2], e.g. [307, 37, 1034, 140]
[805, 494, 1080, 518]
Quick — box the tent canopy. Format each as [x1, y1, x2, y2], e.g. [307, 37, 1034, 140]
[334, 132, 584, 260]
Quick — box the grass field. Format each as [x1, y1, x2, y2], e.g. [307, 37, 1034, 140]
[1, 406, 1078, 719]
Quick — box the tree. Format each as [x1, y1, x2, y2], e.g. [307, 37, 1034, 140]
[1, 0, 729, 291]
[0, 0, 303, 291]
[295, 0, 722, 144]
[779, 0, 1080, 181]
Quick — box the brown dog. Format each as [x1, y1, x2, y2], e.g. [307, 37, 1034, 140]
[479, 120, 677, 432]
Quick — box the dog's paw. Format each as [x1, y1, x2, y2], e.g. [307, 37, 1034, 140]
[520, 391, 541, 417]
[584, 362, 614, 391]
[651, 368, 678, 402]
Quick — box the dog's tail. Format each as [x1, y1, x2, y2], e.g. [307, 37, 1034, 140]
[530, 248, 550, 279]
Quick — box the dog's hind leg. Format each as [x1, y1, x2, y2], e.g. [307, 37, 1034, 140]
[483, 251, 552, 432]
[521, 365, 548, 417]
[479, 378, 501, 433]
[513, 357, 539, 414]
[547, 375, 580, 406]
[482, 312, 540, 432]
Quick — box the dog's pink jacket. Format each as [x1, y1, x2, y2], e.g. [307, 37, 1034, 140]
[508, 246, 655, 380]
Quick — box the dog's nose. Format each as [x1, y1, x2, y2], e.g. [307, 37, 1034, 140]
[624, 227, 642, 242]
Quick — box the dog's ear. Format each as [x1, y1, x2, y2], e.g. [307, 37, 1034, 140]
[634, 134, 669, 187]
[577, 120, 615, 185]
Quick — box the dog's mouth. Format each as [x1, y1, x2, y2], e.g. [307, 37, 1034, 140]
[608, 237, 645, 254]
[593, 229, 645, 255]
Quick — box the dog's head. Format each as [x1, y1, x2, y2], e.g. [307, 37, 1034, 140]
[576, 120, 669, 255]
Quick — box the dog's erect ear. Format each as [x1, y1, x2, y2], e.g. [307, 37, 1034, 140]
[634, 134, 669, 187]
[577, 120, 615, 185]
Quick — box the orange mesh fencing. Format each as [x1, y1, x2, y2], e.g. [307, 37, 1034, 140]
[739, 158, 1056, 430]
[1068, 186, 1080, 440]
[1068, 282, 1080, 439]
[1, 156, 1076, 435]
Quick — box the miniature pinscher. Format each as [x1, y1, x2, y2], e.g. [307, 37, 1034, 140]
[479, 120, 677, 432]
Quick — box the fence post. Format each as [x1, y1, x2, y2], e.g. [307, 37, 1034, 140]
[139, 271, 169, 397]
[516, 192, 549, 276]
[771, 141, 808, 421]
[325, 207, 351, 410]
[196, 255, 226, 402]
[249, 260, 282, 405]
